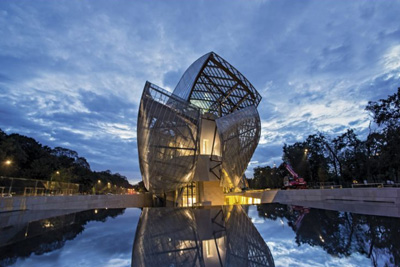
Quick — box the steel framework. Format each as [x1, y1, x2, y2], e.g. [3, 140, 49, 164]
[137, 52, 261, 193]
[132, 206, 275, 266]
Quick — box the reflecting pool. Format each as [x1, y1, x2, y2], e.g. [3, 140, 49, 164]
[1, 204, 399, 267]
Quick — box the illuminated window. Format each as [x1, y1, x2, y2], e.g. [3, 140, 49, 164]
[205, 240, 213, 257]
[203, 139, 209, 154]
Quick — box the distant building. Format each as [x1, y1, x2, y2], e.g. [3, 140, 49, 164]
[137, 52, 261, 206]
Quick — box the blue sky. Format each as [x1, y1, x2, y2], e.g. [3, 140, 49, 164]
[1, 1, 400, 184]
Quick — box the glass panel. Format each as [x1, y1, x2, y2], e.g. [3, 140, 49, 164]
[216, 106, 261, 190]
[137, 82, 201, 193]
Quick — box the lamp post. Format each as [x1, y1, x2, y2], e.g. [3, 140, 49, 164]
[97, 180, 102, 194]
[4, 160, 13, 195]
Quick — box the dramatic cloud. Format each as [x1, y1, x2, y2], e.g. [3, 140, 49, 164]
[247, 206, 371, 266]
[1, 1, 400, 182]
[13, 208, 141, 267]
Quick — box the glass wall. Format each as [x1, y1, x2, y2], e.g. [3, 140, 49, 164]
[216, 106, 261, 190]
[137, 82, 201, 194]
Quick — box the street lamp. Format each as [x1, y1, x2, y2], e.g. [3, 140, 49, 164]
[5, 160, 12, 165]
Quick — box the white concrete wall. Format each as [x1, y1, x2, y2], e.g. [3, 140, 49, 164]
[244, 188, 400, 217]
[0, 193, 153, 212]
[200, 118, 221, 156]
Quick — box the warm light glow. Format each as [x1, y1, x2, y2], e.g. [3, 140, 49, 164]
[319, 234, 325, 243]
[202, 139, 209, 154]
[4, 160, 12, 165]
[225, 195, 261, 205]
[205, 240, 213, 257]
[94, 209, 98, 214]
[43, 221, 54, 228]
[98, 180, 101, 183]
[304, 149, 308, 153]
[56, 171, 60, 175]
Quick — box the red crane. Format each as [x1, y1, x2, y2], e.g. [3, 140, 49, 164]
[282, 163, 307, 189]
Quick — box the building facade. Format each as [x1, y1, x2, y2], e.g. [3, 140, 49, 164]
[137, 52, 261, 206]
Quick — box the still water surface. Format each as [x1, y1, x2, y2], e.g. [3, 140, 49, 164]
[1, 204, 399, 267]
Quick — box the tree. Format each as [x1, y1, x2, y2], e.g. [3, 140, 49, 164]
[282, 142, 311, 182]
[0, 129, 133, 193]
[332, 129, 367, 185]
[366, 88, 400, 183]
[305, 134, 332, 184]
[366, 87, 400, 128]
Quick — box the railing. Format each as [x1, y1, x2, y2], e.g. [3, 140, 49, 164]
[351, 183, 384, 188]
[308, 182, 342, 189]
[0, 176, 136, 197]
[383, 183, 400, 188]
[0, 176, 80, 197]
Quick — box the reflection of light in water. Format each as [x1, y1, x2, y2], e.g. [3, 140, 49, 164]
[43, 220, 54, 228]
[225, 196, 261, 205]
[132, 206, 274, 266]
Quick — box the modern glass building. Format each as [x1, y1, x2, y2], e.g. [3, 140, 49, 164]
[137, 52, 261, 206]
[132, 206, 274, 266]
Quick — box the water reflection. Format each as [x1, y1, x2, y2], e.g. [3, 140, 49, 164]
[132, 205, 275, 267]
[0, 209, 125, 266]
[256, 204, 400, 267]
[1, 204, 399, 266]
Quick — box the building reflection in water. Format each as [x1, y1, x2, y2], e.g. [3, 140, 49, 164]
[132, 205, 275, 267]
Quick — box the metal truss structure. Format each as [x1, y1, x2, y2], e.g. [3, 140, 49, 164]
[173, 52, 261, 117]
[137, 52, 261, 193]
[137, 82, 201, 193]
[131, 206, 275, 266]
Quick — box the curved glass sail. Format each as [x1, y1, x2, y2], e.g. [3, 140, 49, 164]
[173, 53, 211, 101]
[138, 52, 262, 195]
[132, 206, 275, 267]
[137, 82, 201, 193]
[216, 106, 261, 189]
[173, 52, 262, 118]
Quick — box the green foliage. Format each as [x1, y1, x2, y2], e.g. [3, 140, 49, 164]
[0, 131, 133, 193]
[249, 164, 285, 189]
[257, 203, 400, 266]
[253, 87, 400, 188]
[133, 181, 147, 193]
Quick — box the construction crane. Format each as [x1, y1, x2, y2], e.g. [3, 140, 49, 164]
[282, 163, 307, 189]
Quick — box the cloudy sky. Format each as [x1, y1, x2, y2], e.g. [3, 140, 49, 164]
[1, 1, 400, 184]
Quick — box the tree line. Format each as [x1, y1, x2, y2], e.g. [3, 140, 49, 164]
[0, 130, 133, 193]
[257, 203, 400, 266]
[250, 87, 400, 189]
[0, 208, 124, 266]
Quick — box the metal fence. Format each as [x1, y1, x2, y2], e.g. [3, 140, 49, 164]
[0, 176, 80, 197]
